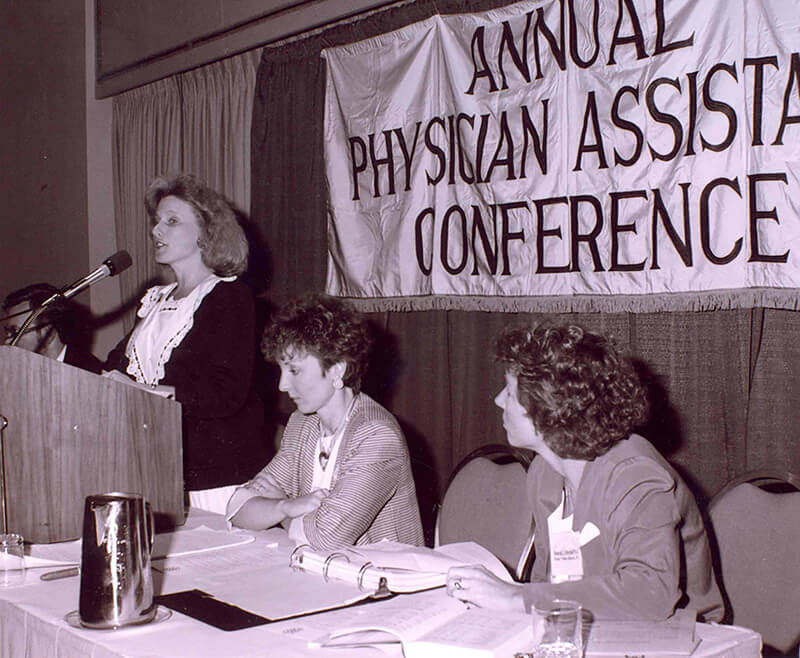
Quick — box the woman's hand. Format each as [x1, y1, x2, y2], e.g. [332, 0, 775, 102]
[446, 565, 526, 612]
[229, 486, 328, 530]
[279, 489, 329, 519]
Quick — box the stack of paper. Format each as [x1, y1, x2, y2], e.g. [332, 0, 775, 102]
[584, 608, 699, 657]
[312, 588, 532, 657]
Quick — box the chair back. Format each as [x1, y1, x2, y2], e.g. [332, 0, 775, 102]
[435, 444, 534, 581]
[707, 470, 800, 654]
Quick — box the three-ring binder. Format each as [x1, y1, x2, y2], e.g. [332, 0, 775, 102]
[322, 552, 350, 582]
[289, 543, 447, 596]
[289, 543, 310, 569]
[356, 561, 374, 590]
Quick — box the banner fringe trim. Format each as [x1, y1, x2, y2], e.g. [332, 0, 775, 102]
[337, 289, 800, 314]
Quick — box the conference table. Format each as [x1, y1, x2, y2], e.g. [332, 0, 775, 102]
[0, 509, 761, 658]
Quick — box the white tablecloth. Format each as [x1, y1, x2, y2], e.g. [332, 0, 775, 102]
[0, 510, 761, 658]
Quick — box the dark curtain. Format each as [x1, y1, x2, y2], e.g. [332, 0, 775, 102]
[250, 0, 800, 543]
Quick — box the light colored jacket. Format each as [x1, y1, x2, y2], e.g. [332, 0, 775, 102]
[522, 434, 724, 622]
[246, 393, 423, 550]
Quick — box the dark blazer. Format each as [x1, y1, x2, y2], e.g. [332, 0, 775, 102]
[105, 279, 267, 490]
[63, 345, 103, 374]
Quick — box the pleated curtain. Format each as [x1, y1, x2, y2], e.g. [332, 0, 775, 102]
[111, 50, 260, 333]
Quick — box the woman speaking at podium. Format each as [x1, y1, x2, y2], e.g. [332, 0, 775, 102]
[104, 174, 266, 502]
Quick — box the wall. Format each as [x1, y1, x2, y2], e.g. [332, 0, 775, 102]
[85, 0, 123, 358]
[0, 1, 123, 359]
[0, 2, 89, 308]
[95, 0, 402, 97]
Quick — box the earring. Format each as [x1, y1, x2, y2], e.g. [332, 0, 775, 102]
[196, 239, 203, 248]
[333, 377, 343, 390]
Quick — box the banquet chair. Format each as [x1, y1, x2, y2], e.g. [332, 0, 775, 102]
[707, 470, 800, 656]
[435, 444, 535, 582]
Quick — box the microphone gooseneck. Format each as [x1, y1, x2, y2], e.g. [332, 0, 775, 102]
[7, 250, 133, 347]
[58, 250, 133, 302]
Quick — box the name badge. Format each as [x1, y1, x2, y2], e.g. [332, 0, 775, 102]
[547, 490, 584, 583]
[549, 529, 584, 583]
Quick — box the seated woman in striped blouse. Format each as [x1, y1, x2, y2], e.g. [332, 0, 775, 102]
[227, 293, 424, 550]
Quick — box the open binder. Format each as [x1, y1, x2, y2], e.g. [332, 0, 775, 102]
[290, 539, 514, 594]
[155, 540, 518, 629]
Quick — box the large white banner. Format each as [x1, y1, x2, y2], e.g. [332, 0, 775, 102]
[322, 0, 800, 312]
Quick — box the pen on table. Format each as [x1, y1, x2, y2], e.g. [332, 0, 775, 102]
[40, 566, 80, 581]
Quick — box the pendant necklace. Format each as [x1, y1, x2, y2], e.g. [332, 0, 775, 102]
[318, 394, 357, 470]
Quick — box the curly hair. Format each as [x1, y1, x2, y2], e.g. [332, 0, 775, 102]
[145, 174, 248, 277]
[262, 294, 373, 393]
[494, 323, 649, 460]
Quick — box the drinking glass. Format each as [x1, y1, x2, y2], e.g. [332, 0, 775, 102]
[532, 597, 582, 658]
[0, 533, 26, 587]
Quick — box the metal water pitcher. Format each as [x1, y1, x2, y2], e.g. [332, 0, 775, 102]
[78, 492, 156, 629]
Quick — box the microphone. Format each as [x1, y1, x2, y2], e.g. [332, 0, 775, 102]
[8, 251, 133, 347]
[44, 250, 133, 306]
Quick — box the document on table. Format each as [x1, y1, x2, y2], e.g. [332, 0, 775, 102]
[152, 526, 255, 558]
[164, 539, 524, 634]
[200, 561, 374, 621]
[26, 526, 256, 568]
[407, 607, 533, 658]
[25, 540, 82, 568]
[584, 609, 699, 657]
[153, 538, 286, 588]
[308, 589, 533, 657]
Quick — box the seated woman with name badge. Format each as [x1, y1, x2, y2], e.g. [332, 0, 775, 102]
[446, 324, 724, 622]
[227, 294, 424, 551]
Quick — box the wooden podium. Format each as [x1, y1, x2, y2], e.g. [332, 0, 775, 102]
[0, 345, 184, 543]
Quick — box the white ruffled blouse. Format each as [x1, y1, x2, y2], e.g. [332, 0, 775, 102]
[125, 274, 234, 386]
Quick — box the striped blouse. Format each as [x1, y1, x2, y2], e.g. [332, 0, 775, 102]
[245, 393, 424, 550]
